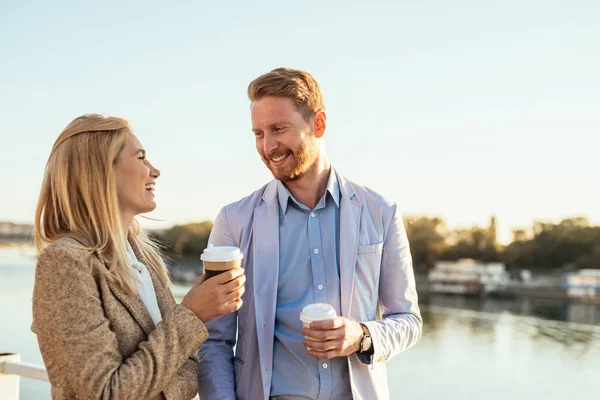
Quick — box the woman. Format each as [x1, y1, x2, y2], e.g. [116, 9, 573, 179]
[31, 114, 245, 399]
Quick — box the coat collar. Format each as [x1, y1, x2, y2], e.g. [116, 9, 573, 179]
[263, 166, 354, 206]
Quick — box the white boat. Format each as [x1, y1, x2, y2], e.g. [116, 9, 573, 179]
[428, 259, 510, 295]
[565, 269, 600, 299]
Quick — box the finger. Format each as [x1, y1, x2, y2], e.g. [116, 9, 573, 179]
[310, 316, 344, 330]
[225, 298, 243, 313]
[211, 268, 245, 285]
[302, 327, 341, 341]
[223, 273, 246, 293]
[308, 349, 338, 359]
[303, 339, 341, 352]
[224, 285, 245, 303]
[192, 273, 206, 287]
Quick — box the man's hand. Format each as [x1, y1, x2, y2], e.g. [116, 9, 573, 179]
[302, 317, 363, 359]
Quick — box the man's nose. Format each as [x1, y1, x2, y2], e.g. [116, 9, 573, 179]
[263, 133, 279, 155]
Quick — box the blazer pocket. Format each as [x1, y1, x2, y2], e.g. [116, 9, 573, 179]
[357, 242, 384, 255]
[234, 356, 244, 366]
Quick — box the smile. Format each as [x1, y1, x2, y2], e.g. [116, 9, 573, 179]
[145, 183, 155, 191]
[270, 153, 290, 163]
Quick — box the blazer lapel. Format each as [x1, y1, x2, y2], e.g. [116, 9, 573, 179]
[252, 181, 280, 386]
[104, 238, 156, 337]
[107, 279, 156, 336]
[337, 171, 362, 317]
[128, 238, 173, 319]
[150, 272, 172, 319]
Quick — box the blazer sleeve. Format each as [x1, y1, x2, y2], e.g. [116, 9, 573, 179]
[163, 288, 201, 399]
[163, 357, 199, 400]
[197, 207, 238, 400]
[32, 245, 208, 400]
[360, 203, 423, 366]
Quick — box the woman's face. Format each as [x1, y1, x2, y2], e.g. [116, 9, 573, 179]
[113, 132, 160, 219]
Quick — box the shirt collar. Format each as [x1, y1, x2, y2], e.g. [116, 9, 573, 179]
[277, 167, 340, 214]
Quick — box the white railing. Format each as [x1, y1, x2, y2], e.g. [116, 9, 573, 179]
[0, 353, 48, 400]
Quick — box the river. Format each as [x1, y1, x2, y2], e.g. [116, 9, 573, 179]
[1, 247, 598, 399]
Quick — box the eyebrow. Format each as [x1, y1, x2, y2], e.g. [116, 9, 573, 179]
[253, 121, 290, 132]
[270, 120, 290, 128]
[135, 149, 146, 155]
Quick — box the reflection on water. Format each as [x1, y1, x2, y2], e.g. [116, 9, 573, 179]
[388, 308, 600, 399]
[422, 293, 600, 325]
[425, 306, 600, 347]
[2, 250, 599, 399]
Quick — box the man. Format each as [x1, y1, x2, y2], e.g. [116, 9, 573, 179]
[198, 68, 422, 400]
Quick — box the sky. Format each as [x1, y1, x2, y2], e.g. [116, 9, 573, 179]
[1, 0, 599, 244]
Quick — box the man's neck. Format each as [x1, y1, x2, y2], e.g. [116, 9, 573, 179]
[283, 158, 331, 210]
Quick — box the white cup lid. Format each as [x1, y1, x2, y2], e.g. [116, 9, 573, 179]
[200, 244, 244, 262]
[299, 303, 337, 323]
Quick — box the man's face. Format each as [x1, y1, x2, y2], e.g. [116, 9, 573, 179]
[251, 96, 319, 182]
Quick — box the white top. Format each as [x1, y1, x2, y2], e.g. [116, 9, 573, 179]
[126, 243, 162, 325]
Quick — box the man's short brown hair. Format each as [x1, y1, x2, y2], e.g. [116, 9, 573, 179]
[248, 68, 325, 121]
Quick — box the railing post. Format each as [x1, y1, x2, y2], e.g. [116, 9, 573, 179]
[0, 353, 20, 400]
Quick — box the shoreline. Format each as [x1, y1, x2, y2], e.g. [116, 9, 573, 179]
[414, 272, 600, 305]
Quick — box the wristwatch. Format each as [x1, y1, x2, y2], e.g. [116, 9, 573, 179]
[358, 323, 373, 354]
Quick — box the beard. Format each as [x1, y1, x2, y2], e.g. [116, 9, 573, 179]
[263, 139, 319, 182]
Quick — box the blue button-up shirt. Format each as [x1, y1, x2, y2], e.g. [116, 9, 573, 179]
[270, 169, 352, 400]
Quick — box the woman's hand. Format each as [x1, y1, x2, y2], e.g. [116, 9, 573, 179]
[181, 268, 245, 323]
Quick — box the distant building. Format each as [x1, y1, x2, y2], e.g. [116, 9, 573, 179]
[0, 222, 33, 241]
[489, 215, 497, 246]
[512, 228, 529, 242]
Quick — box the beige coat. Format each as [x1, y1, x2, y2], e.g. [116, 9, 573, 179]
[31, 237, 207, 399]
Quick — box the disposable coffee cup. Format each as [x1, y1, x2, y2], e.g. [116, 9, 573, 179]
[200, 244, 244, 279]
[299, 303, 337, 329]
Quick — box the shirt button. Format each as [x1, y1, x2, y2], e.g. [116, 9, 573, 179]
[314, 249, 319, 254]
[322, 363, 328, 369]
[317, 284, 324, 291]
[311, 212, 316, 217]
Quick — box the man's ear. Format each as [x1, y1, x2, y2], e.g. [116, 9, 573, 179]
[314, 110, 327, 139]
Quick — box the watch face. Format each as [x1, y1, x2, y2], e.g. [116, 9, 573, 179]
[361, 336, 372, 352]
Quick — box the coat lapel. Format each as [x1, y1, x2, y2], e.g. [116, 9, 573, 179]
[337, 171, 362, 317]
[128, 237, 174, 319]
[252, 181, 280, 386]
[104, 238, 156, 337]
[106, 279, 156, 336]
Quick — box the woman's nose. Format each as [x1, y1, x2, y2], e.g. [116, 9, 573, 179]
[149, 163, 160, 178]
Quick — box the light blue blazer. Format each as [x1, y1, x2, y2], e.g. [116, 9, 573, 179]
[198, 170, 422, 400]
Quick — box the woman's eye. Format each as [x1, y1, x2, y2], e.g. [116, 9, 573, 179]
[139, 156, 146, 161]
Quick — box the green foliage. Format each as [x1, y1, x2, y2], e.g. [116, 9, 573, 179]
[404, 217, 446, 269]
[151, 221, 213, 261]
[405, 216, 599, 271]
[151, 217, 599, 272]
[502, 218, 600, 270]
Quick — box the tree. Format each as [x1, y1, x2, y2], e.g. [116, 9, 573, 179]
[404, 216, 447, 269]
[502, 217, 600, 270]
[152, 221, 213, 261]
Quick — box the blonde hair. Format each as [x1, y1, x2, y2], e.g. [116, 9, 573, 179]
[34, 114, 169, 294]
[248, 67, 325, 121]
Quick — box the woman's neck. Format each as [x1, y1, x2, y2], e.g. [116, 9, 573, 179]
[120, 211, 133, 243]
